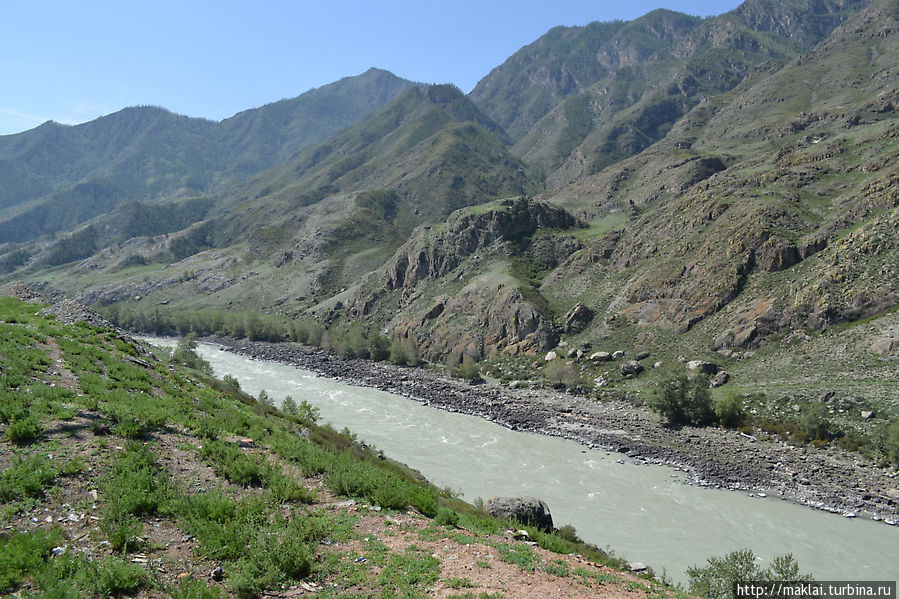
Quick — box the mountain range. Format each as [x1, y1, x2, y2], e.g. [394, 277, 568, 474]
[1, 0, 897, 409]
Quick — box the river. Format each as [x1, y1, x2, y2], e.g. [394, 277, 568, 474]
[145, 337, 898, 584]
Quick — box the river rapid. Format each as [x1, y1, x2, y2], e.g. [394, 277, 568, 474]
[145, 337, 898, 585]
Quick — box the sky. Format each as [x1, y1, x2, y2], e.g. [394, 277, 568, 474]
[1, 0, 742, 136]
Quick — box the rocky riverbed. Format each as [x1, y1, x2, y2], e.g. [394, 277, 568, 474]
[209, 337, 899, 526]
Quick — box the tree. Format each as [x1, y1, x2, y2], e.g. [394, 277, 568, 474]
[688, 549, 811, 599]
[649, 372, 714, 426]
[171, 333, 212, 374]
[882, 419, 899, 465]
[281, 395, 298, 416]
[714, 392, 746, 429]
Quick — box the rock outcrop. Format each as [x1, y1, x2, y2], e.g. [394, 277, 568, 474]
[350, 198, 579, 359]
[485, 496, 554, 531]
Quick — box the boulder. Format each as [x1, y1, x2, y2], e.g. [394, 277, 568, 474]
[619, 360, 644, 377]
[589, 351, 611, 362]
[635, 351, 651, 361]
[710, 370, 730, 388]
[868, 338, 895, 356]
[485, 496, 554, 531]
[564, 303, 594, 333]
[544, 350, 558, 362]
[612, 350, 626, 359]
[687, 360, 720, 374]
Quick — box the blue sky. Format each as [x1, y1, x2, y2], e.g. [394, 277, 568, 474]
[2, 0, 741, 135]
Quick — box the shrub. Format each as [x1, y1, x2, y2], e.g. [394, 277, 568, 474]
[714, 392, 746, 429]
[688, 549, 811, 599]
[449, 355, 482, 382]
[0, 529, 63, 593]
[4, 415, 43, 444]
[281, 395, 299, 416]
[92, 556, 153, 597]
[368, 335, 391, 361]
[649, 372, 714, 426]
[883, 419, 899, 465]
[435, 507, 460, 527]
[172, 334, 213, 374]
[799, 404, 833, 442]
[543, 359, 582, 390]
[222, 374, 241, 390]
[389, 339, 422, 366]
[0, 454, 57, 503]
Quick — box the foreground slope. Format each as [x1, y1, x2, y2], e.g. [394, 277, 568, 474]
[0, 287, 674, 598]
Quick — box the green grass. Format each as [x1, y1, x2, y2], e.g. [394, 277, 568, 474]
[0, 295, 676, 597]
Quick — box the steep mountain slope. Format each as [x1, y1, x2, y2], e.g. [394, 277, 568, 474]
[536, 0, 899, 351]
[15, 84, 534, 315]
[471, 0, 871, 186]
[0, 69, 416, 244]
[334, 0, 899, 379]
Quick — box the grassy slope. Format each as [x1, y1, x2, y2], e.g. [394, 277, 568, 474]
[0, 294, 686, 598]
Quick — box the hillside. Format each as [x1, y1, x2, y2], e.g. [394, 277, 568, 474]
[0, 0, 897, 453]
[0, 68, 416, 244]
[10, 83, 534, 315]
[0, 288, 682, 598]
[472, 0, 870, 185]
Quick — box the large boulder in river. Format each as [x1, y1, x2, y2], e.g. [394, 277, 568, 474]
[485, 496, 554, 531]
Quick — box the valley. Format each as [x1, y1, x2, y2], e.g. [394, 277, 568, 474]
[2, 0, 899, 594]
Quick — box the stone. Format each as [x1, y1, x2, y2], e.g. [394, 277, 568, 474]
[485, 496, 554, 531]
[211, 566, 225, 581]
[861, 410, 874, 419]
[635, 351, 651, 361]
[629, 562, 648, 573]
[564, 303, 594, 333]
[509, 380, 521, 389]
[619, 360, 644, 376]
[687, 360, 719, 374]
[612, 350, 626, 359]
[544, 351, 558, 362]
[589, 351, 611, 362]
[868, 338, 895, 356]
[710, 370, 730, 388]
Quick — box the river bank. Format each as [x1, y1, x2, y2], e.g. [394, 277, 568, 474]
[204, 336, 898, 526]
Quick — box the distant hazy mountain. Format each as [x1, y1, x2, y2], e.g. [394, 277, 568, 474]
[0, 68, 416, 243]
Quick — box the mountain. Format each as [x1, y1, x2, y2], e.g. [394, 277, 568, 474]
[471, 0, 871, 186]
[10, 83, 533, 313]
[0, 68, 416, 244]
[2, 0, 897, 420]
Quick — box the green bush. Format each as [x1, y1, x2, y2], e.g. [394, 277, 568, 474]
[368, 334, 391, 361]
[688, 549, 811, 599]
[799, 404, 833, 442]
[0, 454, 57, 503]
[4, 414, 43, 444]
[92, 556, 153, 597]
[543, 359, 582, 390]
[714, 392, 746, 429]
[883, 419, 899, 465]
[389, 339, 422, 366]
[172, 334, 213, 374]
[0, 528, 63, 593]
[649, 372, 714, 426]
[435, 507, 460, 527]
